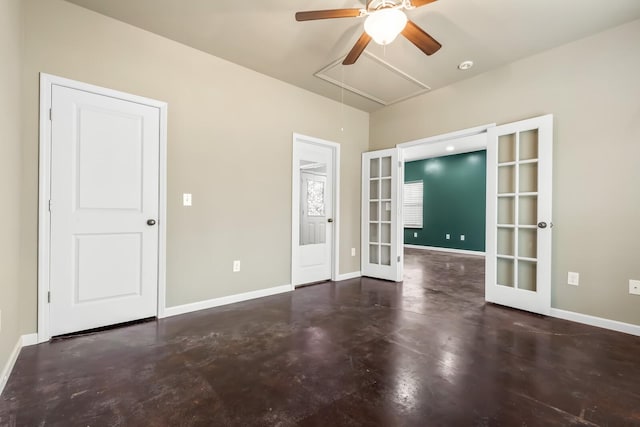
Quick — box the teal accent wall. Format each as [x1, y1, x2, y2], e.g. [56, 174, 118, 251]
[404, 151, 486, 252]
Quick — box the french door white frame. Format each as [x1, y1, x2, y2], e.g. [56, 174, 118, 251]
[291, 133, 340, 286]
[37, 73, 168, 343]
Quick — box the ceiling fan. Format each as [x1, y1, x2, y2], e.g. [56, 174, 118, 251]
[295, 0, 442, 65]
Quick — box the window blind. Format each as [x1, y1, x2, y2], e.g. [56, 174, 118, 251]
[403, 181, 423, 228]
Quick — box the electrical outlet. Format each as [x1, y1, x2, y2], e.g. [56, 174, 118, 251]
[630, 280, 640, 296]
[446, 234, 450, 240]
[351, 248, 356, 257]
[568, 272, 579, 286]
[233, 260, 241, 272]
[460, 235, 465, 241]
[413, 232, 418, 238]
[183, 193, 192, 206]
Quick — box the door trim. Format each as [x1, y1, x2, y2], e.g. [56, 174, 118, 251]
[37, 73, 168, 343]
[291, 133, 340, 287]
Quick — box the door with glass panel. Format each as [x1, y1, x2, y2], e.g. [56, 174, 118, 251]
[485, 115, 553, 315]
[362, 148, 403, 282]
[292, 137, 335, 286]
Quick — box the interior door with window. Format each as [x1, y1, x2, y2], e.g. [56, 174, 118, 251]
[485, 114, 553, 315]
[292, 139, 334, 286]
[361, 148, 403, 282]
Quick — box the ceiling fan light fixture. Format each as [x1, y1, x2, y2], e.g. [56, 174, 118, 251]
[364, 8, 408, 45]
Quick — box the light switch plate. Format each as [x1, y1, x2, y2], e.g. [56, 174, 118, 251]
[630, 280, 640, 295]
[233, 260, 241, 272]
[568, 272, 580, 286]
[446, 234, 450, 240]
[351, 248, 356, 257]
[413, 232, 418, 238]
[460, 235, 465, 241]
[183, 193, 192, 206]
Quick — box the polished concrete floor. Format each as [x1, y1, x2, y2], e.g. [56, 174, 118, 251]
[1, 248, 640, 426]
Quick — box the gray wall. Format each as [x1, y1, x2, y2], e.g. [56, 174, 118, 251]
[0, 0, 23, 377]
[371, 19, 640, 326]
[19, 0, 369, 334]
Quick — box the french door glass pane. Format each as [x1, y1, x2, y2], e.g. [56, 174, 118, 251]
[369, 244, 379, 264]
[518, 260, 537, 291]
[369, 223, 379, 243]
[498, 197, 515, 224]
[519, 129, 539, 160]
[370, 180, 379, 200]
[370, 202, 379, 221]
[497, 258, 515, 287]
[518, 228, 537, 259]
[381, 157, 392, 177]
[498, 166, 515, 194]
[498, 134, 516, 163]
[497, 228, 514, 256]
[519, 163, 538, 193]
[518, 196, 537, 225]
[381, 245, 391, 266]
[370, 158, 379, 178]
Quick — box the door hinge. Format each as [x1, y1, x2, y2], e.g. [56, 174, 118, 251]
[49, 108, 52, 121]
[47, 291, 51, 303]
[48, 199, 52, 212]
[398, 161, 402, 168]
[397, 256, 401, 262]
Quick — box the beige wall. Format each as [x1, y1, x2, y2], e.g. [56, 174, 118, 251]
[0, 0, 23, 374]
[371, 19, 640, 325]
[20, 0, 368, 332]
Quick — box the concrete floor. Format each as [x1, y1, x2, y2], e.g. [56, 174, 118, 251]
[1, 248, 639, 426]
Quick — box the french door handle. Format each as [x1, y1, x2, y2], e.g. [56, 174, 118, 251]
[537, 221, 547, 229]
[147, 219, 157, 226]
[327, 218, 334, 223]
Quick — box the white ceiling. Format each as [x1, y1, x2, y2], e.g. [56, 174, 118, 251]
[65, 0, 640, 112]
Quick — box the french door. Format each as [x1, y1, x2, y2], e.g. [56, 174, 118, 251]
[485, 115, 553, 315]
[361, 148, 403, 282]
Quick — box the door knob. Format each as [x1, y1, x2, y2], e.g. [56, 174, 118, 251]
[147, 219, 157, 226]
[327, 218, 334, 223]
[537, 221, 547, 229]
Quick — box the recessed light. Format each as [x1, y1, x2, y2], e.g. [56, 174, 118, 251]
[446, 145, 455, 152]
[458, 60, 474, 71]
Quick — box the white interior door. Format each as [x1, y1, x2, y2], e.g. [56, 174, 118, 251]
[292, 139, 334, 286]
[361, 148, 403, 282]
[485, 114, 553, 315]
[49, 84, 160, 336]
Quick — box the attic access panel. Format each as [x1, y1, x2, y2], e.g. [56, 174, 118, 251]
[315, 51, 430, 106]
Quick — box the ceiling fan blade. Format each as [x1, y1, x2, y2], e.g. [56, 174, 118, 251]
[410, 0, 438, 7]
[343, 32, 372, 65]
[401, 20, 442, 56]
[295, 9, 362, 22]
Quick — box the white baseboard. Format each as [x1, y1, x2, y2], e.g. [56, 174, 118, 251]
[404, 244, 485, 256]
[336, 271, 361, 281]
[162, 284, 294, 318]
[549, 308, 640, 337]
[0, 337, 21, 397]
[21, 333, 38, 347]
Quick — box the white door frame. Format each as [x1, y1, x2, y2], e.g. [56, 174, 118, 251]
[37, 73, 168, 343]
[291, 133, 340, 286]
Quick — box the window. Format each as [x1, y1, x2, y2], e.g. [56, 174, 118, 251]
[306, 180, 325, 216]
[403, 181, 423, 228]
